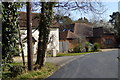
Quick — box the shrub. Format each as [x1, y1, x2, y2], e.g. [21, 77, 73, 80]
[8, 65, 24, 77]
[85, 42, 90, 52]
[118, 56, 120, 62]
[91, 43, 100, 51]
[68, 48, 74, 53]
[73, 45, 81, 53]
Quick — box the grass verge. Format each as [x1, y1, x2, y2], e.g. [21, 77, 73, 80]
[2, 62, 59, 80]
[56, 52, 95, 57]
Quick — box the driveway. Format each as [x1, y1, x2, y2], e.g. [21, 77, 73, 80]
[48, 50, 119, 78]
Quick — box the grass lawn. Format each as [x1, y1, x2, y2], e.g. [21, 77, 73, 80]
[2, 62, 59, 80]
[56, 52, 95, 57]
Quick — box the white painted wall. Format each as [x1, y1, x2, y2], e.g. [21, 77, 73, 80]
[20, 28, 59, 56]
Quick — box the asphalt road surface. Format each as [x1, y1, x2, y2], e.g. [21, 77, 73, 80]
[48, 50, 119, 78]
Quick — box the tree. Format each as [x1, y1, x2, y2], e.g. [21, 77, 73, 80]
[75, 17, 83, 23]
[75, 17, 89, 23]
[83, 17, 89, 23]
[26, 2, 33, 71]
[47, 34, 58, 51]
[93, 20, 114, 32]
[35, 2, 56, 69]
[109, 12, 120, 45]
[2, 2, 22, 63]
[54, 15, 73, 26]
[18, 23, 25, 66]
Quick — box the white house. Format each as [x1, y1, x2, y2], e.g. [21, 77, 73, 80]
[20, 28, 59, 56]
[18, 12, 59, 56]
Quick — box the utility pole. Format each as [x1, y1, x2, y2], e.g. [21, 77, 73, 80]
[26, 2, 33, 71]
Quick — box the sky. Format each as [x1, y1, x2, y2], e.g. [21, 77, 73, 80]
[19, 1, 119, 22]
[69, 1, 119, 21]
[103, 2, 118, 21]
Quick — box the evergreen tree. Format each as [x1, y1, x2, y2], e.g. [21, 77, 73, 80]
[54, 15, 73, 26]
[109, 12, 120, 45]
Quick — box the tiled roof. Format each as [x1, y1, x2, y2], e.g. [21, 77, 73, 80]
[59, 23, 93, 40]
[59, 22, 115, 45]
[18, 12, 60, 29]
[59, 31, 68, 40]
[74, 23, 93, 37]
[59, 23, 75, 32]
[67, 30, 79, 39]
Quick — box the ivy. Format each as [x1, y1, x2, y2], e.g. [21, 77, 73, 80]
[35, 2, 56, 69]
[2, 2, 23, 63]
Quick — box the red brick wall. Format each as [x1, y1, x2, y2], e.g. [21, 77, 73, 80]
[87, 35, 116, 49]
[101, 35, 116, 48]
[68, 39, 79, 49]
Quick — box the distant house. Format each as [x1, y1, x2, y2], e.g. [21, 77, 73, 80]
[18, 12, 59, 56]
[59, 23, 116, 52]
[87, 27, 116, 48]
[59, 23, 93, 52]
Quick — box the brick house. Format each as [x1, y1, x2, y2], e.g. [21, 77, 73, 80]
[59, 23, 116, 52]
[87, 27, 116, 48]
[59, 23, 93, 52]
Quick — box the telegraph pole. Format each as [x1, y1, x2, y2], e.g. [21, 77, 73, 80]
[26, 2, 33, 71]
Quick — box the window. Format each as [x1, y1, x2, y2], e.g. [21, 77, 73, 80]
[106, 39, 113, 44]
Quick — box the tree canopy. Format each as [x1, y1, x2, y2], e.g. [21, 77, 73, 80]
[109, 12, 120, 44]
[75, 17, 89, 23]
[54, 15, 73, 26]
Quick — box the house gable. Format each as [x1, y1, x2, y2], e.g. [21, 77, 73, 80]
[18, 11, 60, 56]
[18, 11, 60, 30]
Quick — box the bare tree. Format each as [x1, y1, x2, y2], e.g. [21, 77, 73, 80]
[47, 34, 58, 52]
[33, 1, 106, 20]
[18, 26, 25, 66]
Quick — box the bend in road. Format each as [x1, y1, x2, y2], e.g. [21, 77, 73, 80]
[48, 50, 119, 78]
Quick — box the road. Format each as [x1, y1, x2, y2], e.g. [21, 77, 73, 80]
[48, 50, 119, 78]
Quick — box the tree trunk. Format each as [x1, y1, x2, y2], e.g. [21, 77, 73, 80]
[35, 2, 55, 69]
[26, 2, 33, 71]
[35, 2, 45, 69]
[18, 26, 25, 66]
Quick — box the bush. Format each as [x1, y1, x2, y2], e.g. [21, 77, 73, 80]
[8, 65, 24, 77]
[68, 48, 74, 53]
[118, 56, 120, 62]
[85, 42, 90, 52]
[73, 45, 81, 53]
[91, 43, 100, 51]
